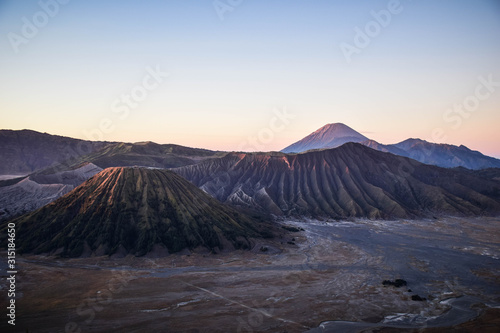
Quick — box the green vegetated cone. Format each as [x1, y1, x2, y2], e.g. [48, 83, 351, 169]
[1, 167, 270, 257]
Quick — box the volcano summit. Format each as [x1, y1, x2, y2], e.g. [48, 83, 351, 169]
[8, 167, 270, 257]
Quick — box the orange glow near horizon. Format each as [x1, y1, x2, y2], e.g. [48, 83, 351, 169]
[0, 1, 499, 158]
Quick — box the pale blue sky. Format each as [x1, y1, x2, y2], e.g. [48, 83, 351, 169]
[0, 0, 499, 156]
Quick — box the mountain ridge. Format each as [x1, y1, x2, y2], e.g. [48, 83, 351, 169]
[3, 167, 271, 257]
[175, 143, 500, 219]
[0, 129, 225, 177]
[0, 129, 110, 175]
[280, 124, 500, 170]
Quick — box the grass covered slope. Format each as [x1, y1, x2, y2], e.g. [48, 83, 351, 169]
[4, 167, 269, 257]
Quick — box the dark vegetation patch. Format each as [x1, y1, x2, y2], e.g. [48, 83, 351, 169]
[281, 225, 304, 232]
[382, 279, 427, 302]
[382, 279, 407, 288]
[411, 295, 427, 301]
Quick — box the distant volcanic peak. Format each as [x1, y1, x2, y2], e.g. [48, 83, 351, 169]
[281, 123, 369, 153]
[314, 122, 367, 137]
[9, 167, 267, 257]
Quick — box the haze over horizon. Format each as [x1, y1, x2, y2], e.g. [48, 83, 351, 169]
[1, 0, 499, 157]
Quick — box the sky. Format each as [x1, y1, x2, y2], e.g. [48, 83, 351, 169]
[0, 0, 499, 157]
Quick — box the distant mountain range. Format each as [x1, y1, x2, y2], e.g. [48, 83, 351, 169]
[2, 128, 498, 177]
[281, 123, 500, 170]
[0, 129, 108, 175]
[73, 141, 224, 170]
[1, 128, 500, 257]
[6, 167, 270, 257]
[0, 129, 222, 176]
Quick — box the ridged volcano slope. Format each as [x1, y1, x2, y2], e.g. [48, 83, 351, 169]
[174, 143, 500, 219]
[5, 167, 269, 257]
